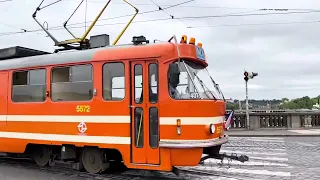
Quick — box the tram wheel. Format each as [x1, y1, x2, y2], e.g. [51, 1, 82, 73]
[33, 145, 52, 167]
[81, 147, 110, 174]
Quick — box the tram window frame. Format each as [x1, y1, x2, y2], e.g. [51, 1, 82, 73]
[134, 64, 143, 104]
[102, 62, 126, 101]
[11, 68, 47, 103]
[50, 64, 94, 102]
[148, 63, 158, 104]
[149, 107, 159, 148]
[134, 107, 144, 148]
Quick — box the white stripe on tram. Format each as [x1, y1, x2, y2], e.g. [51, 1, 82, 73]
[160, 116, 225, 125]
[0, 131, 222, 144]
[0, 115, 225, 125]
[0, 132, 131, 145]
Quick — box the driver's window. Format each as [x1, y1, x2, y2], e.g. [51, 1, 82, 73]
[168, 62, 182, 99]
[168, 61, 199, 100]
[176, 72, 188, 94]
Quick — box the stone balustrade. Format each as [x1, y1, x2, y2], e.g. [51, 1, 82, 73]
[228, 110, 320, 130]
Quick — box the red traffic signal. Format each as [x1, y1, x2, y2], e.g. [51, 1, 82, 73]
[244, 71, 249, 81]
[244, 71, 258, 81]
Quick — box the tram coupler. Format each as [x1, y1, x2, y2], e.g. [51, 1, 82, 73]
[200, 152, 249, 164]
[172, 166, 180, 176]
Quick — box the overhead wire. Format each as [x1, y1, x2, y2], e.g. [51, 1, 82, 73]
[0, 0, 194, 36]
[1, 3, 320, 37]
[187, 20, 320, 29]
[65, 0, 195, 27]
[38, 0, 62, 10]
[148, 0, 189, 27]
[0, 22, 27, 32]
[64, 0, 320, 11]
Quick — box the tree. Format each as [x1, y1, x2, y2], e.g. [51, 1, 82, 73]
[226, 102, 239, 110]
[280, 96, 316, 109]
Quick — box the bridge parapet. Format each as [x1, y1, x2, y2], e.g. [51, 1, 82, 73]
[229, 111, 320, 130]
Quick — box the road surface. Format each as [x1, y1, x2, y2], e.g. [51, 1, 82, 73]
[0, 136, 319, 180]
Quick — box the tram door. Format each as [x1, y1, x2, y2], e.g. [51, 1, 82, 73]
[0, 72, 8, 126]
[130, 60, 160, 165]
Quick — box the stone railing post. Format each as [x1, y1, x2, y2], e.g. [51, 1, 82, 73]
[249, 113, 260, 130]
[303, 115, 312, 127]
[290, 113, 300, 129]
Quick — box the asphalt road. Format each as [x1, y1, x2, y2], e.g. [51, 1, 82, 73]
[1, 136, 320, 180]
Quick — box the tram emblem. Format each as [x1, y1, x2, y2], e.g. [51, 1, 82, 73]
[77, 122, 87, 134]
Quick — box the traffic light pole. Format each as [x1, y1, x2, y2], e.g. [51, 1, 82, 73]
[243, 71, 258, 130]
[245, 80, 249, 130]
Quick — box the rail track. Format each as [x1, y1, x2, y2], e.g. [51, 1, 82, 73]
[0, 156, 231, 180]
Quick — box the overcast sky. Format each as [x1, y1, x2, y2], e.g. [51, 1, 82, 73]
[0, 0, 320, 100]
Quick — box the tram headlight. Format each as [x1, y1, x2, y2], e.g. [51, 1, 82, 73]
[209, 124, 215, 134]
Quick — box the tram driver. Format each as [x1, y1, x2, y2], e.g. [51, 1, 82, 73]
[168, 63, 181, 99]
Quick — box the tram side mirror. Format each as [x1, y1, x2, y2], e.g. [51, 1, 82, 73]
[168, 63, 180, 88]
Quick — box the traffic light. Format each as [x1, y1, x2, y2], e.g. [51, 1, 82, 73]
[244, 71, 249, 81]
[244, 71, 258, 81]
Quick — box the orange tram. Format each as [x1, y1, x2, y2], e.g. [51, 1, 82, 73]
[0, 34, 233, 174]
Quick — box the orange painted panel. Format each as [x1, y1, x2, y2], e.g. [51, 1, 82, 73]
[160, 123, 224, 140]
[0, 137, 130, 154]
[0, 122, 130, 137]
[170, 148, 203, 166]
[130, 61, 147, 164]
[145, 61, 160, 165]
[0, 72, 8, 126]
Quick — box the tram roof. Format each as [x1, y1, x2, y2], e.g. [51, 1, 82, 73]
[0, 42, 174, 71]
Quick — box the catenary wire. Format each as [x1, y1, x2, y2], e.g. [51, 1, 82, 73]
[63, 0, 320, 11]
[1, 19, 320, 37]
[1, 6, 320, 36]
[148, 0, 189, 27]
[187, 20, 320, 28]
[0, 0, 194, 36]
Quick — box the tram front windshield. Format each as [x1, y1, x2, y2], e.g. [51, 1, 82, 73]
[168, 60, 224, 100]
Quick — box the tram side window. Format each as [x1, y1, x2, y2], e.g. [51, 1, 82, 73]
[149, 107, 159, 148]
[51, 64, 93, 101]
[134, 64, 143, 104]
[148, 63, 158, 103]
[103, 62, 125, 101]
[12, 69, 46, 102]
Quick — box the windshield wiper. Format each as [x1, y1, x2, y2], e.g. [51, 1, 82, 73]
[216, 83, 225, 101]
[193, 72, 217, 100]
[205, 68, 225, 101]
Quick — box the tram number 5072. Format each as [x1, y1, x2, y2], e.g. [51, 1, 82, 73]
[76, 105, 91, 113]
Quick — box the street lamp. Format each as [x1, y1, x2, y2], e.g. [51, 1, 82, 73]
[244, 71, 258, 129]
